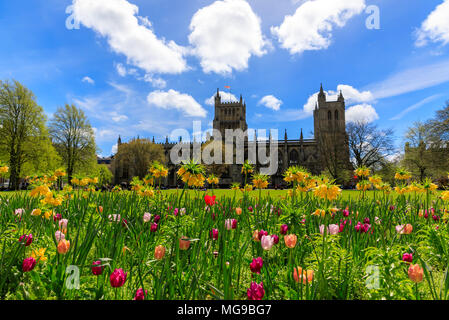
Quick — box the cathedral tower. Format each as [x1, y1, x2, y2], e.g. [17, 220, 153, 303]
[212, 89, 248, 139]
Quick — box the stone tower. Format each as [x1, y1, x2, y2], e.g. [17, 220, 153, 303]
[212, 89, 248, 139]
[313, 84, 351, 173]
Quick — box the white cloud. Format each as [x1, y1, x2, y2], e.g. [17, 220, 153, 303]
[345, 104, 378, 123]
[72, 0, 187, 74]
[415, 0, 449, 47]
[188, 0, 268, 74]
[258, 95, 282, 111]
[115, 63, 127, 77]
[389, 94, 442, 121]
[142, 74, 167, 89]
[147, 89, 207, 117]
[368, 58, 449, 99]
[111, 113, 129, 122]
[111, 143, 118, 154]
[82, 76, 95, 84]
[303, 84, 373, 114]
[205, 90, 238, 106]
[271, 0, 365, 55]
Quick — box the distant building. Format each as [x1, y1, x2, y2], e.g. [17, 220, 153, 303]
[113, 85, 351, 187]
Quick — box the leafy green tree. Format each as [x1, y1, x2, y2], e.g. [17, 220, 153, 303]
[112, 138, 165, 182]
[403, 121, 447, 181]
[49, 104, 97, 185]
[0, 80, 49, 189]
[95, 164, 113, 186]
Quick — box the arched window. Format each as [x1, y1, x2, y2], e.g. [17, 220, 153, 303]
[279, 151, 284, 165]
[289, 150, 299, 164]
[328, 111, 332, 120]
[335, 110, 339, 120]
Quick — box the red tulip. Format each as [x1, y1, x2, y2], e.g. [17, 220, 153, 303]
[19, 234, 33, 247]
[133, 288, 148, 300]
[110, 268, 127, 287]
[247, 282, 265, 300]
[250, 257, 263, 274]
[204, 195, 216, 207]
[22, 257, 36, 272]
[91, 260, 104, 275]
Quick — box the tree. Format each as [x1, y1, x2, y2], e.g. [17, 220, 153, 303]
[112, 138, 165, 183]
[49, 104, 97, 185]
[403, 121, 447, 181]
[95, 164, 113, 187]
[429, 101, 449, 140]
[347, 121, 396, 170]
[0, 80, 49, 189]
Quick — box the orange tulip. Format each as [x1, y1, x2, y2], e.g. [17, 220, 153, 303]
[252, 230, 260, 242]
[235, 207, 242, 215]
[154, 245, 166, 260]
[408, 264, 424, 283]
[284, 234, 297, 248]
[293, 267, 314, 284]
[57, 239, 70, 254]
[179, 237, 191, 250]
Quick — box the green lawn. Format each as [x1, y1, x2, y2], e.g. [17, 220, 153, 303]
[0, 189, 441, 202]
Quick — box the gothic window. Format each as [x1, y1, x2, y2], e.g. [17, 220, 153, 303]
[335, 110, 339, 120]
[279, 151, 284, 165]
[328, 111, 332, 120]
[289, 150, 299, 164]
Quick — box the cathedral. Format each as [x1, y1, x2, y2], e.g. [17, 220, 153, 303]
[112, 85, 351, 187]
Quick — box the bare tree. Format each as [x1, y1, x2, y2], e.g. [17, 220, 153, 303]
[347, 121, 396, 170]
[49, 104, 97, 184]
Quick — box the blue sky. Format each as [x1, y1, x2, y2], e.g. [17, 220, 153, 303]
[1, 0, 449, 156]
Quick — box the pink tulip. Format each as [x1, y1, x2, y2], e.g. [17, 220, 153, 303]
[143, 212, 152, 223]
[59, 218, 68, 229]
[210, 228, 219, 240]
[261, 235, 275, 251]
[150, 222, 158, 232]
[55, 230, 65, 241]
[402, 253, 413, 263]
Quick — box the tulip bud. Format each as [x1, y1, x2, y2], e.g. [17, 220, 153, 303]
[134, 288, 147, 300]
[280, 224, 288, 235]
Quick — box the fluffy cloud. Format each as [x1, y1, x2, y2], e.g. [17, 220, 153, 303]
[271, 0, 365, 55]
[147, 90, 207, 117]
[415, 0, 449, 47]
[188, 0, 268, 74]
[205, 90, 238, 106]
[345, 104, 379, 123]
[303, 84, 373, 114]
[82, 76, 95, 84]
[72, 0, 187, 74]
[258, 95, 282, 111]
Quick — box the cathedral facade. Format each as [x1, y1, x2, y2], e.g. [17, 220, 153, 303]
[113, 85, 351, 187]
